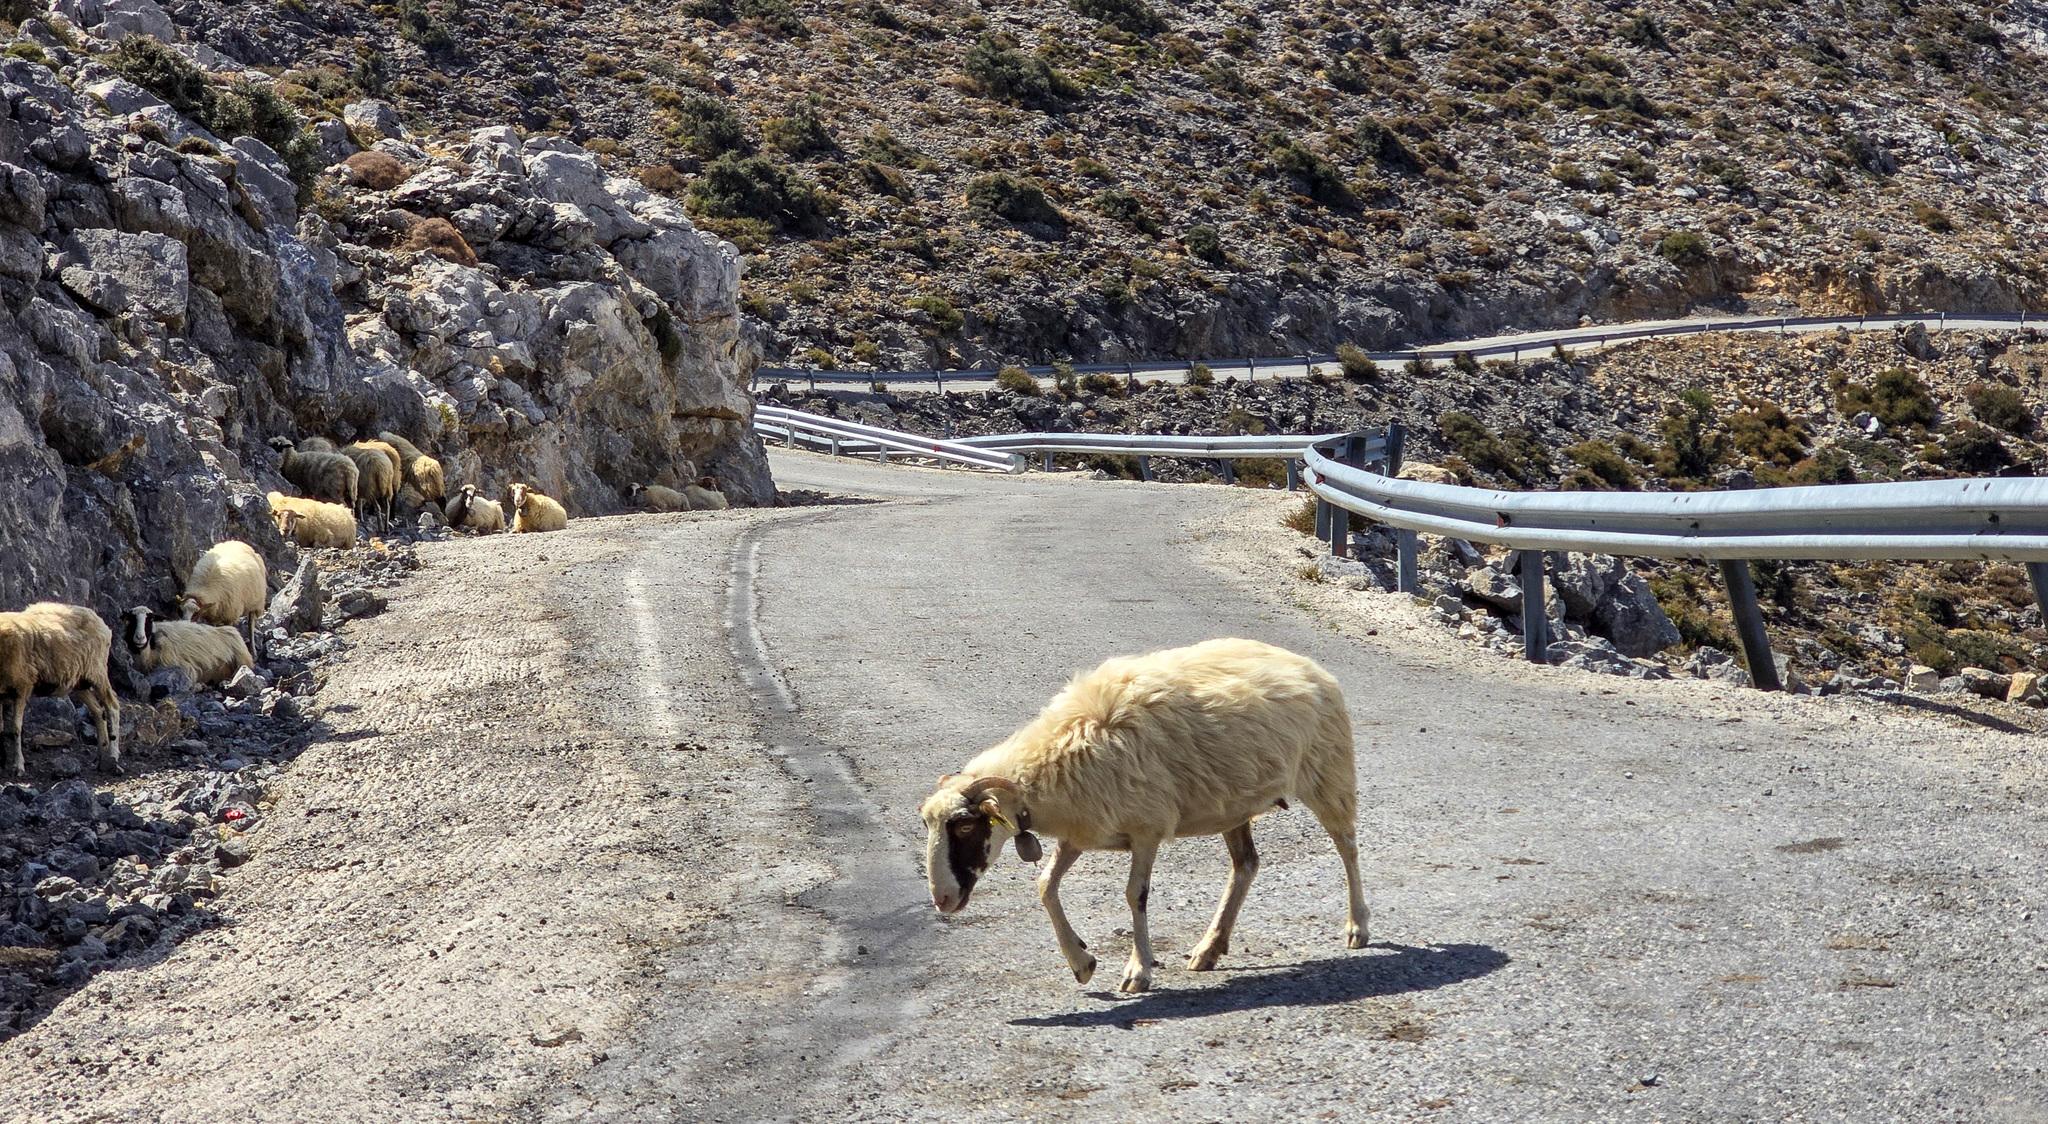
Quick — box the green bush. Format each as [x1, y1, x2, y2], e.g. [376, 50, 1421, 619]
[1091, 189, 1158, 233]
[1079, 372, 1126, 397]
[1837, 368, 1936, 428]
[1438, 411, 1525, 483]
[860, 128, 919, 166]
[1185, 363, 1215, 387]
[1621, 14, 1668, 49]
[396, 0, 460, 54]
[668, 97, 747, 158]
[1405, 355, 1433, 379]
[1355, 119, 1421, 174]
[1789, 443, 1858, 484]
[1452, 351, 1481, 376]
[905, 295, 963, 333]
[1564, 440, 1637, 489]
[1053, 361, 1079, 396]
[688, 153, 830, 234]
[1728, 400, 1810, 466]
[1070, 0, 1164, 35]
[1651, 569, 1738, 653]
[1967, 381, 2034, 434]
[996, 366, 1040, 395]
[1655, 388, 1732, 482]
[964, 35, 1077, 108]
[1336, 343, 1377, 381]
[1264, 132, 1353, 208]
[686, 0, 806, 37]
[1658, 231, 1710, 264]
[1182, 225, 1224, 264]
[966, 172, 1063, 226]
[106, 36, 209, 116]
[105, 40, 323, 199]
[1941, 423, 2012, 473]
[761, 96, 833, 157]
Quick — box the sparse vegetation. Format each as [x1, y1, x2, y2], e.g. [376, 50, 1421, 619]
[996, 366, 1041, 395]
[966, 173, 1063, 227]
[1336, 344, 1377, 382]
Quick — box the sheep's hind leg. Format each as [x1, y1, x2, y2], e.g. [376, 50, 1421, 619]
[4, 691, 25, 777]
[1120, 838, 1161, 993]
[1187, 822, 1257, 971]
[1037, 840, 1095, 984]
[83, 679, 120, 774]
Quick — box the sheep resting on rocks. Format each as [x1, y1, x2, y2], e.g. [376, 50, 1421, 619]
[179, 540, 268, 648]
[271, 496, 358, 548]
[270, 437, 359, 509]
[122, 606, 253, 687]
[444, 484, 505, 533]
[920, 638, 1368, 993]
[0, 603, 120, 777]
[509, 483, 568, 533]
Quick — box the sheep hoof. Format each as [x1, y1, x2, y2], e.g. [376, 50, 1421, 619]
[1118, 964, 1153, 994]
[1344, 925, 1368, 949]
[1073, 955, 1096, 985]
[1186, 948, 1223, 971]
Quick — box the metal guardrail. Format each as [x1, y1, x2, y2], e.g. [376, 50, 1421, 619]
[754, 404, 1025, 473]
[1303, 434, 2048, 692]
[755, 311, 2040, 387]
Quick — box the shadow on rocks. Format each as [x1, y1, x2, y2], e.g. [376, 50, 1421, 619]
[1010, 941, 1510, 1028]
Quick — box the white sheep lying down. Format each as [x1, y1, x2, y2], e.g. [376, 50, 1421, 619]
[122, 606, 253, 686]
[920, 637, 1368, 993]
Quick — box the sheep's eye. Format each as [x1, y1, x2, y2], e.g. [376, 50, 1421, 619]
[951, 821, 977, 838]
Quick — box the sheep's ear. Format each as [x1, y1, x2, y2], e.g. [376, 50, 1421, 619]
[1013, 831, 1043, 863]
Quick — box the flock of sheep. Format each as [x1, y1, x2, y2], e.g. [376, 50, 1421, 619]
[0, 428, 731, 780]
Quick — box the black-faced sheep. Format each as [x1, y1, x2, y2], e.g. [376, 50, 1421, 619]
[270, 495, 357, 548]
[444, 484, 505, 533]
[0, 603, 120, 777]
[178, 540, 268, 648]
[121, 606, 253, 687]
[342, 441, 402, 531]
[920, 638, 1368, 994]
[508, 483, 568, 533]
[270, 437, 359, 509]
[377, 431, 446, 502]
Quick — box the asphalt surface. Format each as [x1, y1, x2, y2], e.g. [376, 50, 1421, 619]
[6, 449, 2047, 1122]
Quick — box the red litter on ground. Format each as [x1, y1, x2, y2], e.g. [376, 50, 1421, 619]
[223, 809, 246, 821]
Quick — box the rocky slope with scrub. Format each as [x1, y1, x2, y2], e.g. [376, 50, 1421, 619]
[140, 0, 2048, 372]
[0, 0, 766, 640]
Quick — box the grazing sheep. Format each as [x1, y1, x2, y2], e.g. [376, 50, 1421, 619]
[444, 484, 505, 533]
[342, 441, 403, 531]
[378, 431, 446, 502]
[121, 606, 252, 687]
[626, 483, 689, 512]
[298, 437, 337, 453]
[178, 540, 268, 648]
[508, 483, 568, 533]
[270, 494, 357, 548]
[919, 638, 1367, 993]
[270, 437, 359, 509]
[0, 603, 120, 777]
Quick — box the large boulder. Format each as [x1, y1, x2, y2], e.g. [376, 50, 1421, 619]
[1549, 553, 1680, 658]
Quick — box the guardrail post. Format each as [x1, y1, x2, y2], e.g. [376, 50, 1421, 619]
[1315, 497, 1330, 540]
[1139, 455, 1153, 482]
[1042, 451, 1054, 473]
[786, 426, 797, 449]
[1285, 460, 1299, 490]
[1718, 560, 1781, 691]
[1385, 422, 1406, 477]
[2027, 562, 2048, 624]
[878, 447, 889, 465]
[1220, 458, 1236, 485]
[1397, 529, 1419, 594]
[1521, 550, 1549, 662]
[830, 435, 840, 457]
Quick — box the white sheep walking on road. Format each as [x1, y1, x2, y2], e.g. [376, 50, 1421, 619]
[919, 637, 1368, 993]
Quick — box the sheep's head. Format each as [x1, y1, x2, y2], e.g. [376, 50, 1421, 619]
[919, 775, 1040, 914]
[509, 482, 529, 509]
[274, 508, 301, 538]
[174, 595, 201, 621]
[119, 606, 155, 653]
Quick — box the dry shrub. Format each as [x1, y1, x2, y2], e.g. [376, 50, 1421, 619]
[637, 164, 690, 196]
[403, 217, 478, 266]
[343, 150, 412, 190]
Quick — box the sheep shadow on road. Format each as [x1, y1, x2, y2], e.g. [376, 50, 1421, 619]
[1009, 942, 1509, 1028]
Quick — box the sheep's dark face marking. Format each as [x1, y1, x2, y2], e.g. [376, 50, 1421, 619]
[120, 607, 153, 654]
[920, 775, 1037, 914]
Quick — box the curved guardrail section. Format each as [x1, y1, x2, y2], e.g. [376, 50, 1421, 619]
[1302, 434, 2048, 691]
[756, 311, 2039, 386]
[754, 404, 1025, 473]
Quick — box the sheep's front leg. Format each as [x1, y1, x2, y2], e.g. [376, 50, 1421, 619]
[4, 692, 25, 777]
[1037, 840, 1095, 984]
[1120, 838, 1161, 994]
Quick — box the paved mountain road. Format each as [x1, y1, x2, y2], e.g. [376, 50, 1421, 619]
[5, 449, 2047, 1122]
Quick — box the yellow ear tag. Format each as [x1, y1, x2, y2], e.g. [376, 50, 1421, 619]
[985, 806, 1017, 831]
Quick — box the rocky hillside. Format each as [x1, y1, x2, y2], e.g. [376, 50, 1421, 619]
[769, 320, 2048, 691]
[0, 2, 767, 633]
[142, 0, 2048, 371]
